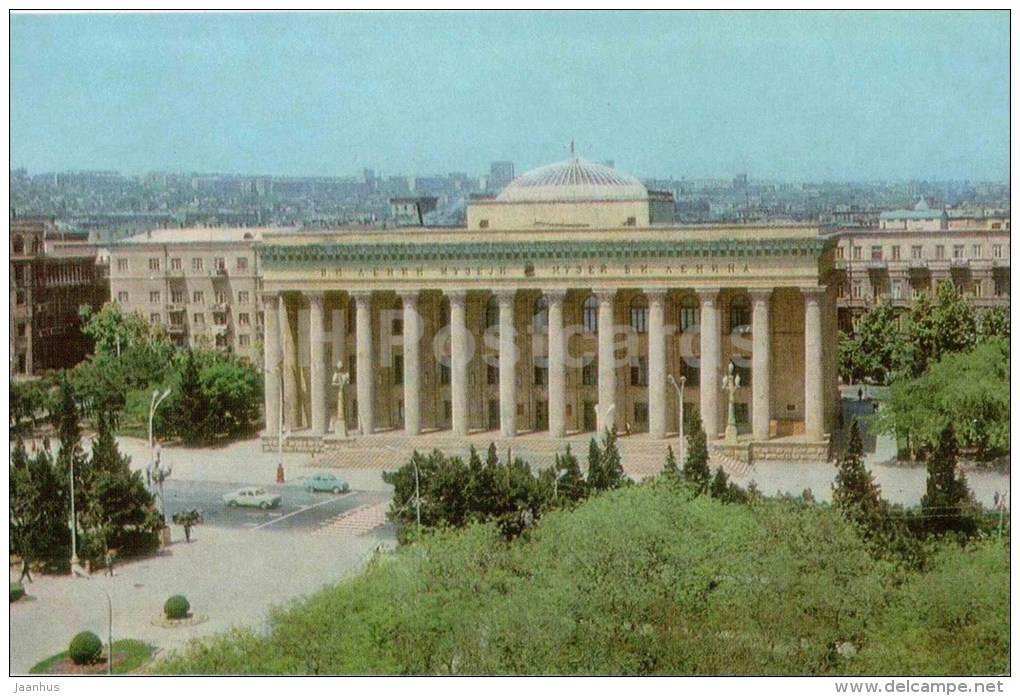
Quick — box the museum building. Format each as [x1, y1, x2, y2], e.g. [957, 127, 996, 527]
[258, 156, 840, 460]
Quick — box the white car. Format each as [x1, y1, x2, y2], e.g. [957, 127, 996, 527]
[222, 486, 282, 509]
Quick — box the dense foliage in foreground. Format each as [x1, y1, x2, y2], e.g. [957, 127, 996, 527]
[153, 484, 1008, 676]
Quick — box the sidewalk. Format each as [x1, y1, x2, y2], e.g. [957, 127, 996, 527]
[10, 524, 389, 675]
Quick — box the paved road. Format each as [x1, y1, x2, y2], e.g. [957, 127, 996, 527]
[160, 478, 389, 533]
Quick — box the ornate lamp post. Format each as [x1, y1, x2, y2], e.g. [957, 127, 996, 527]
[147, 386, 173, 542]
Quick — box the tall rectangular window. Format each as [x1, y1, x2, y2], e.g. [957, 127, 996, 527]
[117, 291, 129, 303]
[911, 245, 923, 260]
[891, 246, 900, 261]
[630, 357, 649, 386]
[193, 291, 204, 305]
[171, 257, 182, 271]
[936, 245, 945, 260]
[117, 259, 128, 271]
[150, 291, 161, 304]
[148, 258, 161, 271]
[237, 257, 249, 271]
[393, 354, 404, 385]
[582, 358, 597, 386]
[192, 258, 204, 271]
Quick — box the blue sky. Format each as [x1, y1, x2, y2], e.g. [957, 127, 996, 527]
[9, 11, 1010, 181]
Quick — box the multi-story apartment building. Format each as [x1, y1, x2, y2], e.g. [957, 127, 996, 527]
[10, 214, 108, 376]
[834, 214, 1010, 331]
[108, 228, 282, 363]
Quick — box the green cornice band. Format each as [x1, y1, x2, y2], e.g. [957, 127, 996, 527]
[259, 237, 832, 266]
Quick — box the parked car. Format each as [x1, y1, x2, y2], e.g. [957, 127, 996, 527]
[222, 486, 281, 509]
[304, 472, 350, 494]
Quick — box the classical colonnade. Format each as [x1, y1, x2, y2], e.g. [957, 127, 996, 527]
[262, 286, 826, 442]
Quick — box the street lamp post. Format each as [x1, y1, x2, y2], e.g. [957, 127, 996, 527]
[668, 374, 687, 464]
[69, 435, 93, 573]
[147, 386, 172, 541]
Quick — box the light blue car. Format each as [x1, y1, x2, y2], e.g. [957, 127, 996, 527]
[304, 472, 350, 494]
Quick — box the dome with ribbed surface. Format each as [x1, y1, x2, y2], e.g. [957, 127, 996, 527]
[496, 158, 648, 202]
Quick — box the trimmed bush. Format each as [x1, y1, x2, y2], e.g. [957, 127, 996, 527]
[164, 595, 191, 620]
[68, 631, 103, 666]
[10, 582, 25, 603]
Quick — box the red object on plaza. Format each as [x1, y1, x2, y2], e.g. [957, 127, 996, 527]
[276, 464, 285, 484]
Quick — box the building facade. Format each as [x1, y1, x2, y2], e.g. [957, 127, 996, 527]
[108, 228, 274, 363]
[835, 220, 1010, 330]
[257, 158, 840, 459]
[10, 214, 108, 376]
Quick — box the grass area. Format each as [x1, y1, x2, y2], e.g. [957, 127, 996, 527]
[153, 482, 1009, 676]
[30, 640, 154, 675]
[10, 582, 26, 603]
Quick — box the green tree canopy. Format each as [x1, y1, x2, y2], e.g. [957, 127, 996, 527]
[874, 338, 1009, 458]
[838, 299, 906, 385]
[907, 282, 978, 377]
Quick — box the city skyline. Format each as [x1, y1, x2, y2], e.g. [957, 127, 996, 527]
[10, 11, 1010, 182]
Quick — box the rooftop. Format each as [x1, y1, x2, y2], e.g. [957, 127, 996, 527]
[115, 226, 291, 245]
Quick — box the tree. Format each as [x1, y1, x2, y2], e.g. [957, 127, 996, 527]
[553, 445, 586, 503]
[80, 410, 161, 564]
[907, 282, 978, 377]
[172, 510, 204, 542]
[920, 424, 974, 537]
[173, 350, 211, 445]
[709, 467, 729, 499]
[838, 300, 906, 385]
[200, 359, 263, 437]
[587, 430, 627, 493]
[662, 445, 680, 482]
[874, 338, 1009, 458]
[10, 378, 55, 437]
[832, 420, 885, 539]
[980, 305, 1010, 341]
[10, 439, 71, 574]
[682, 413, 711, 493]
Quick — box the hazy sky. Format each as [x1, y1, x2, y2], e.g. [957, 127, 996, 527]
[9, 11, 1010, 181]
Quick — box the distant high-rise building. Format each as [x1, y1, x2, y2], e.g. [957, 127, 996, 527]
[489, 161, 515, 192]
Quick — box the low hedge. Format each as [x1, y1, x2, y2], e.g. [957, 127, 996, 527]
[69, 631, 103, 666]
[164, 595, 191, 620]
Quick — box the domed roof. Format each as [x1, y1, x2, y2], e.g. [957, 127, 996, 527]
[496, 157, 648, 203]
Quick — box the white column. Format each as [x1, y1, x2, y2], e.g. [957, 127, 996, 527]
[308, 292, 327, 436]
[401, 291, 422, 436]
[596, 288, 617, 433]
[263, 292, 281, 437]
[751, 289, 772, 441]
[282, 296, 301, 429]
[353, 291, 374, 435]
[646, 289, 667, 439]
[697, 288, 721, 440]
[803, 287, 824, 439]
[497, 290, 518, 437]
[547, 289, 567, 438]
[449, 290, 469, 437]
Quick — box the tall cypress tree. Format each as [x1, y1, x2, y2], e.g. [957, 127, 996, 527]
[682, 413, 711, 494]
[833, 420, 885, 538]
[82, 410, 159, 563]
[921, 423, 973, 536]
[175, 350, 210, 445]
[586, 437, 604, 491]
